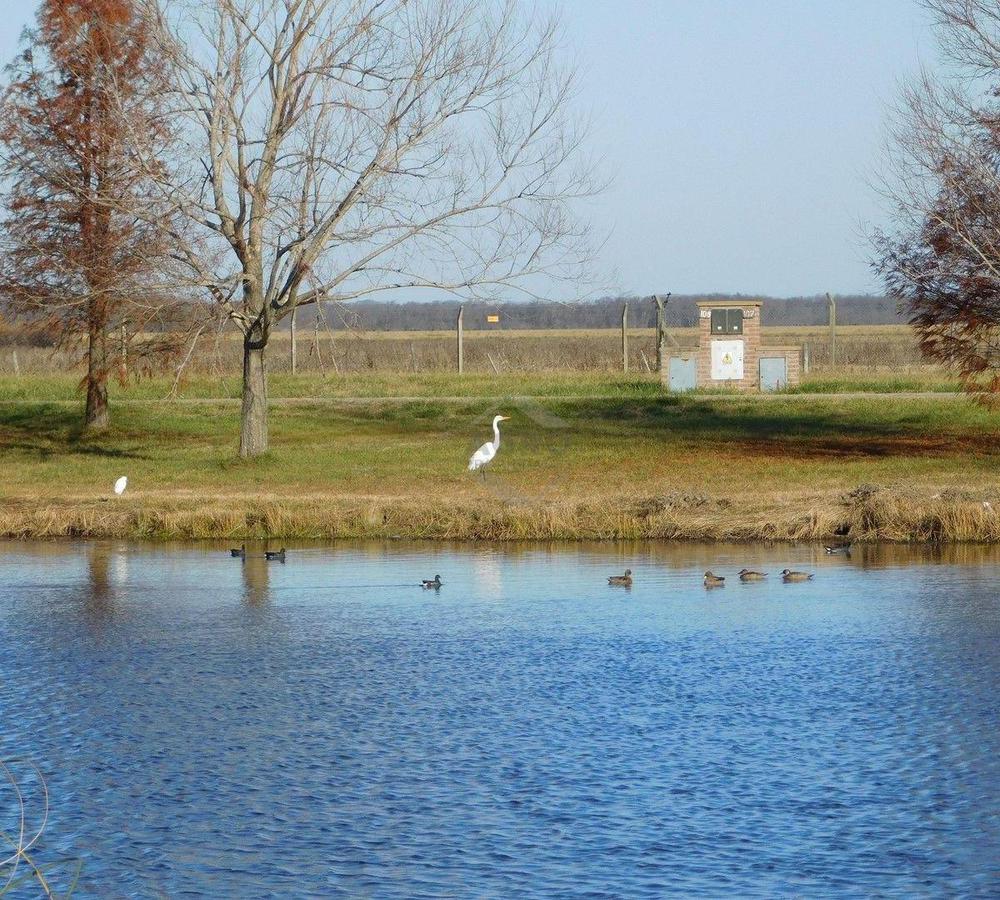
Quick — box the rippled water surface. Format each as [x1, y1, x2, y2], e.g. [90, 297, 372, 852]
[2, 540, 999, 897]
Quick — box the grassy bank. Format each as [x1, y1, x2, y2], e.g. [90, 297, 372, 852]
[1, 374, 997, 542]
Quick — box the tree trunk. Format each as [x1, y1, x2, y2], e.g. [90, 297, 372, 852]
[240, 338, 269, 457]
[84, 322, 109, 430]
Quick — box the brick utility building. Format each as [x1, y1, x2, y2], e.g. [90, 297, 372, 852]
[667, 299, 801, 392]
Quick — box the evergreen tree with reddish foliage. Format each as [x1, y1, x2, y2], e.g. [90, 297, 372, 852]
[0, 0, 177, 429]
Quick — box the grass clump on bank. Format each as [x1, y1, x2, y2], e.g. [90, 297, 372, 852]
[0, 373, 997, 542]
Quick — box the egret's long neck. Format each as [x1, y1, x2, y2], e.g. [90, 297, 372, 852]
[493, 420, 501, 447]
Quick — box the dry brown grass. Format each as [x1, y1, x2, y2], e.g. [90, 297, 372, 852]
[3, 485, 999, 543]
[0, 324, 927, 376]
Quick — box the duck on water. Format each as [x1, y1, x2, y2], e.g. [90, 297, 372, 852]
[781, 569, 814, 582]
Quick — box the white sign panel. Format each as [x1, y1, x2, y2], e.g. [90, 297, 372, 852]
[711, 340, 743, 380]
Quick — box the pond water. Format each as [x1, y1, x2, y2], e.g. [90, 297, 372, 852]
[1, 540, 999, 898]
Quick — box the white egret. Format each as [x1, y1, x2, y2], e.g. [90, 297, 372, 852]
[113, 476, 128, 496]
[468, 415, 510, 476]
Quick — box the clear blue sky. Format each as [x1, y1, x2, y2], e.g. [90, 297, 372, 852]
[0, 0, 932, 297]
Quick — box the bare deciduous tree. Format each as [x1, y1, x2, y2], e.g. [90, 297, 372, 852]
[155, 0, 596, 457]
[874, 0, 1000, 399]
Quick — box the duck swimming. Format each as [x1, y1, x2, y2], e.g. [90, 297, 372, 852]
[608, 569, 633, 586]
[264, 548, 286, 562]
[738, 568, 767, 581]
[230, 544, 246, 559]
[781, 568, 814, 582]
[422, 575, 442, 589]
[703, 571, 725, 588]
[824, 543, 851, 555]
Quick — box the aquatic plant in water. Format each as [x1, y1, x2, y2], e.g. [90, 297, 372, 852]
[0, 758, 81, 897]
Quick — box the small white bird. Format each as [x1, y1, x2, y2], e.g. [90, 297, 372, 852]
[113, 476, 128, 496]
[468, 415, 510, 476]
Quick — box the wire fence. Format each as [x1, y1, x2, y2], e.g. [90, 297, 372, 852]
[0, 325, 929, 377]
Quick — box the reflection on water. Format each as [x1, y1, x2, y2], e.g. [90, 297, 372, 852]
[240, 551, 271, 607]
[1, 539, 999, 897]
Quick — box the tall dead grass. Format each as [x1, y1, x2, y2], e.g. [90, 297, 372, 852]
[0, 326, 928, 376]
[3, 484, 999, 542]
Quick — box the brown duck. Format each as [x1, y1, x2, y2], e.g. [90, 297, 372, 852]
[738, 568, 767, 582]
[781, 569, 814, 582]
[608, 569, 633, 587]
[703, 571, 725, 588]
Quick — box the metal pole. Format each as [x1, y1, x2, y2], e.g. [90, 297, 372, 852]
[119, 324, 127, 381]
[827, 292, 836, 368]
[456, 305, 464, 374]
[290, 304, 297, 374]
[621, 302, 628, 373]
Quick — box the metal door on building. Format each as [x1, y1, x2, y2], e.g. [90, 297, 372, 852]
[669, 356, 697, 392]
[759, 356, 787, 391]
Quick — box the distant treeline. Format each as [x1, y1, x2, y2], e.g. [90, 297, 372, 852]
[0, 293, 906, 342]
[318, 294, 905, 331]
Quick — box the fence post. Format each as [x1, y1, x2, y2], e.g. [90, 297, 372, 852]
[621, 302, 628, 373]
[803, 342, 810, 375]
[456, 305, 464, 374]
[654, 295, 663, 371]
[119, 324, 127, 381]
[290, 304, 297, 374]
[11, 349, 19, 377]
[313, 309, 325, 375]
[654, 294, 670, 386]
[827, 292, 836, 368]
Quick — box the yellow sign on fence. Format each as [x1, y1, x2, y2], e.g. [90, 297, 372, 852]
[486, 314, 500, 323]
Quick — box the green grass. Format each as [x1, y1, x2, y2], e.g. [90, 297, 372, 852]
[0, 366, 965, 405]
[788, 374, 961, 394]
[0, 373, 997, 541]
[0, 372, 670, 402]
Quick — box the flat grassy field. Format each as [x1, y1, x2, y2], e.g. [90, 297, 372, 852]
[1, 373, 998, 542]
